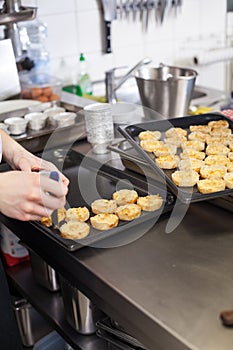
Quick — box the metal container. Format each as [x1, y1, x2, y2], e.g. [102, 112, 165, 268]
[27, 247, 60, 292]
[13, 298, 52, 347]
[59, 276, 104, 334]
[135, 64, 198, 118]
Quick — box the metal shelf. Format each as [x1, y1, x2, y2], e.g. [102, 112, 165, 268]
[6, 261, 108, 350]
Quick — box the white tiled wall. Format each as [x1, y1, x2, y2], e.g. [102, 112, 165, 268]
[23, 0, 228, 90]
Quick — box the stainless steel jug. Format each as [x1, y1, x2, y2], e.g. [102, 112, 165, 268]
[135, 64, 198, 118]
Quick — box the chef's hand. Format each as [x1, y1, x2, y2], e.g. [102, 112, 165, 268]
[10, 149, 69, 187]
[0, 170, 68, 221]
[0, 129, 69, 187]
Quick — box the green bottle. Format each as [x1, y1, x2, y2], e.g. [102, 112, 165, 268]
[78, 53, 92, 96]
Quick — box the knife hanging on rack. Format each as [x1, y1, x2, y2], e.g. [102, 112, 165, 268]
[101, 0, 117, 54]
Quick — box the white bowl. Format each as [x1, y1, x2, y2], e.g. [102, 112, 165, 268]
[4, 117, 28, 135]
[28, 102, 52, 113]
[43, 107, 65, 126]
[53, 112, 76, 127]
[0, 122, 9, 133]
[24, 112, 48, 131]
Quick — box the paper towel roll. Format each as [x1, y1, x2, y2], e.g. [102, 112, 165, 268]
[193, 47, 233, 66]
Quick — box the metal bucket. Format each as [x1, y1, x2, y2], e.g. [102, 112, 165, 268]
[135, 64, 198, 118]
[59, 276, 104, 334]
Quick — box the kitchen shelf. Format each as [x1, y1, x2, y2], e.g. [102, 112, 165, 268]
[5, 261, 108, 350]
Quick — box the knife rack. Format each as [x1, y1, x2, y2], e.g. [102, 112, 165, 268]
[115, 0, 183, 25]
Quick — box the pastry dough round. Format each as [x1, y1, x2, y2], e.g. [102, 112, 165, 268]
[180, 149, 206, 160]
[60, 221, 90, 239]
[66, 207, 90, 222]
[200, 165, 227, 179]
[227, 161, 233, 172]
[91, 199, 117, 214]
[178, 158, 204, 173]
[205, 144, 230, 156]
[197, 178, 225, 194]
[189, 125, 211, 134]
[116, 204, 141, 221]
[138, 130, 161, 141]
[228, 142, 233, 152]
[58, 207, 66, 223]
[204, 155, 230, 167]
[140, 140, 164, 152]
[40, 216, 52, 227]
[165, 127, 187, 138]
[171, 170, 199, 187]
[112, 189, 138, 206]
[228, 152, 233, 161]
[210, 128, 231, 137]
[224, 172, 233, 189]
[181, 140, 205, 151]
[137, 194, 163, 211]
[205, 136, 229, 146]
[164, 136, 186, 147]
[90, 213, 119, 230]
[153, 144, 177, 157]
[155, 155, 179, 169]
[208, 120, 229, 129]
[188, 131, 207, 143]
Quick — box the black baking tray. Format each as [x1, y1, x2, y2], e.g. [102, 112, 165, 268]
[96, 329, 138, 350]
[118, 113, 233, 204]
[27, 150, 175, 251]
[97, 318, 147, 349]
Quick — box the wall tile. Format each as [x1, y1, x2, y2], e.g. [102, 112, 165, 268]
[37, 0, 75, 15]
[23, 0, 228, 90]
[40, 13, 78, 58]
[76, 10, 102, 53]
[75, 0, 100, 12]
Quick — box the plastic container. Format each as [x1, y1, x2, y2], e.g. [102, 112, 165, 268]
[77, 53, 92, 96]
[84, 102, 114, 154]
[0, 224, 29, 267]
[33, 331, 68, 350]
[21, 18, 50, 72]
[20, 72, 61, 103]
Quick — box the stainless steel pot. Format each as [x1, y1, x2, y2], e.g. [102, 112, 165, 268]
[13, 298, 52, 347]
[59, 275, 104, 334]
[135, 64, 198, 118]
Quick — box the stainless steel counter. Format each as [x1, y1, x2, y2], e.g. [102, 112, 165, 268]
[1, 142, 233, 350]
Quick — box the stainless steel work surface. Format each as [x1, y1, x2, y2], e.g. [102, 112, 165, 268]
[1, 143, 233, 350]
[72, 202, 233, 350]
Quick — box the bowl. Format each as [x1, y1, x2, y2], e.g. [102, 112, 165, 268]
[43, 106, 66, 126]
[53, 112, 76, 127]
[28, 102, 52, 113]
[0, 122, 9, 133]
[4, 117, 28, 135]
[20, 73, 62, 103]
[24, 112, 48, 131]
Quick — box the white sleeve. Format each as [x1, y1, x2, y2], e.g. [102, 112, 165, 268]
[0, 134, 2, 163]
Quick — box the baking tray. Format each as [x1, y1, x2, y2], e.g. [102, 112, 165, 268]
[118, 113, 233, 204]
[96, 329, 138, 350]
[109, 139, 163, 181]
[28, 150, 175, 251]
[97, 318, 147, 349]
